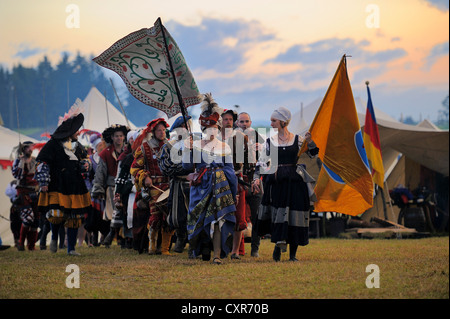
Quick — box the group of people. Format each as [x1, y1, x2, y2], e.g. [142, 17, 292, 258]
[5, 93, 319, 263]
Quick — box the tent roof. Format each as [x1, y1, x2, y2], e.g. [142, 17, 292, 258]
[0, 125, 40, 160]
[290, 96, 399, 135]
[376, 117, 449, 176]
[416, 119, 441, 131]
[81, 86, 137, 133]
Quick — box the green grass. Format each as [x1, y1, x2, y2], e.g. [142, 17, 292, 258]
[0, 237, 448, 299]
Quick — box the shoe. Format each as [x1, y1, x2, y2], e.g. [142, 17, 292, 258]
[17, 245, 25, 251]
[68, 250, 81, 256]
[212, 257, 222, 265]
[49, 240, 57, 253]
[40, 245, 47, 250]
[173, 237, 186, 253]
[0, 245, 11, 251]
[276, 241, 287, 252]
[289, 257, 299, 262]
[272, 246, 281, 262]
[230, 253, 241, 260]
[251, 249, 259, 257]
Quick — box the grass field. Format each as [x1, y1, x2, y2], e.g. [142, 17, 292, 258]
[0, 237, 448, 299]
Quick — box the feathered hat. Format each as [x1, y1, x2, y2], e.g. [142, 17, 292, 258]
[52, 99, 85, 140]
[198, 93, 223, 128]
[132, 118, 169, 152]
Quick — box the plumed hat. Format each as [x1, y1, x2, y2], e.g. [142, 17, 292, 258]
[132, 118, 169, 152]
[52, 99, 84, 140]
[198, 93, 223, 128]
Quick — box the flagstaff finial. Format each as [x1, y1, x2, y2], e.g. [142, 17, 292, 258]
[365, 81, 370, 86]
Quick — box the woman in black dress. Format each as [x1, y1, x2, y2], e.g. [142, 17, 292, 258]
[253, 107, 318, 262]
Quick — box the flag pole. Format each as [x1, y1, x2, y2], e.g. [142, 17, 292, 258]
[158, 17, 191, 134]
[13, 86, 21, 144]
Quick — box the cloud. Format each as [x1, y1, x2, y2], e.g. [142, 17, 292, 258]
[423, 0, 449, 11]
[424, 41, 449, 69]
[267, 38, 407, 65]
[166, 18, 276, 73]
[13, 43, 47, 59]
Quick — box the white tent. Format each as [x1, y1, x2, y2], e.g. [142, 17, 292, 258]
[0, 126, 40, 245]
[80, 86, 137, 134]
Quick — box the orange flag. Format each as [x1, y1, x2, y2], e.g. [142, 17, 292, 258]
[303, 56, 373, 216]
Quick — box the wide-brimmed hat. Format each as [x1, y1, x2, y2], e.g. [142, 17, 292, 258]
[222, 109, 237, 122]
[52, 113, 84, 140]
[52, 99, 85, 140]
[102, 124, 130, 144]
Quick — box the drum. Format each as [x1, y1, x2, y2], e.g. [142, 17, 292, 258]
[155, 188, 170, 216]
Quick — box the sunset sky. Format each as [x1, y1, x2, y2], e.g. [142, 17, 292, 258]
[0, 0, 448, 125]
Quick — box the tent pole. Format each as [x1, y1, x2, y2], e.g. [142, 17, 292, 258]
[104, 90, 110, 127]
[109, 78, 130, 127]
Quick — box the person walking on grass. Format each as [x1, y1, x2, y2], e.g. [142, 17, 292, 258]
[253, 107, 318, 262]
[12, 141, 40, 251]
[35, 101, 92, 256]
[182, 93, 238, 265]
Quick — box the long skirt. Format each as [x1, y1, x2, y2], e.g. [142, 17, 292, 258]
[187, 168, 236, 258]
[257, 166, 310, 246]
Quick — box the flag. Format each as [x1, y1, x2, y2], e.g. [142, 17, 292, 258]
[363, 83, 385, 188]
[93, 18, 201, 118]
[303, 56, 373, 216]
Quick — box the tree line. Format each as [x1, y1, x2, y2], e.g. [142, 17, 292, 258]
[0, 53, 157, 134]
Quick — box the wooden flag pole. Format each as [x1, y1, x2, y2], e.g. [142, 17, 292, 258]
[158, 17, 191, 134]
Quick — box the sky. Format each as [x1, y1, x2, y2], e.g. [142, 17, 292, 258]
[0, 0, 448, 125]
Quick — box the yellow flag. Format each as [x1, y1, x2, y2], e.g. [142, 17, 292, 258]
[305, 56, 373, 216]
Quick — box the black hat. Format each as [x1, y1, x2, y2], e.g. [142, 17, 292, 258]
[102, 124, 130, 144]
[222, 109, 237, 122]
[52, 113, 84, 140]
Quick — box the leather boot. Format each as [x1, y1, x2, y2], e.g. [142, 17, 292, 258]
[173, 232, 186, 253]
[161, 229, 175, 256]
[148, 228, 158, 255]
[27, 229, 38, 251]
[18, 224, 29, 251]
[103, 227, 116, 247]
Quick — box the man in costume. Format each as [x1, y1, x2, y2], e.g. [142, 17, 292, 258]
[220, 109, 250, 259]
[113, 130, 139, 249]
[131, 118, 174, 255]
[237, 112, 264, 257]
[157, 116, 193, 254]
[91, 124, 129, 247]
[12, 141, 40, 251]
[35, 102, 92, 255]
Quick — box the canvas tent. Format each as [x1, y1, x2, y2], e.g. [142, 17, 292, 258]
[290, 96, 449, 225]
[80, 86, 137, 134]
[0, 125, 40, 245]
